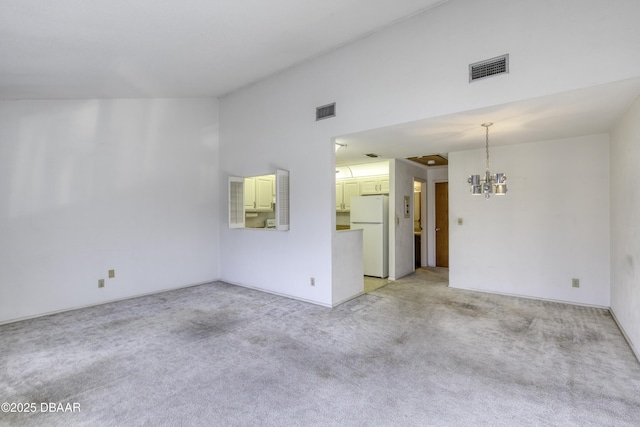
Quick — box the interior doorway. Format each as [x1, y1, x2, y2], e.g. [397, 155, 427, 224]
[435, 182, 449, 267]
[413, 180, 425, 269]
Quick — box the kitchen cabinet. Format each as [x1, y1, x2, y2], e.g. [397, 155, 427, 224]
[245, 175, 275, 212]
[359, 175, 389, 195]
[244, 177, 256, 211]
[336, 179, 359, 211]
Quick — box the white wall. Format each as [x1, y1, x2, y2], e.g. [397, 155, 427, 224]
[3, 1, 639, 320]
[299, 0, 640, 135]
[610, 94, 640, 358]
[219, 0, 639, 305]
[0, 98, 220, 323]
[390, 159, 429, 280]
[449, 135, 610, 306]
[332, 230, 363, 306]
[218, 76, 337, 305]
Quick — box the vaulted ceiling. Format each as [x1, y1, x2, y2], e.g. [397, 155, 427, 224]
[2, 1, 639, 163]
[0, 0, 448, 99]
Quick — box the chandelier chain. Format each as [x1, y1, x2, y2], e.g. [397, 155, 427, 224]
[485, 125, 490, 172]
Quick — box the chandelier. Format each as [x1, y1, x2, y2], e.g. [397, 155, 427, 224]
[467, 123, 507, 198]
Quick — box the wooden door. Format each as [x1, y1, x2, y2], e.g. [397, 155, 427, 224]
[435, 182, 449, 267]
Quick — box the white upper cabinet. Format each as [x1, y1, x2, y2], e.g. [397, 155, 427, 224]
[244, 176, 256, 211]
[343, 180, 360, 210]
[359, 175, 389, 195]
[336, 175, 389, 210]
[255, 175, 274, 211]
[336, 179, 359, 211]
[245, 175, 275, 212]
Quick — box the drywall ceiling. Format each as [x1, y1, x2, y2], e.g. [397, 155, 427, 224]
[335, 77, 640, 166]
[0, 0, 448, 99]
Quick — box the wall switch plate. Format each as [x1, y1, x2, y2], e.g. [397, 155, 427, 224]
[98, 279, 105, 288]
[108, 269, 115, 278]
[404, 195, 410, 218]
[310, 277, 315, 286]
[572, 278, 580, 288]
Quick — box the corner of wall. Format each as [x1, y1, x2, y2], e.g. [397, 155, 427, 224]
[609, 91, 640, 362]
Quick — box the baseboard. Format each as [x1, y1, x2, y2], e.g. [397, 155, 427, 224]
[221, 279, 333, 308]
[332, 292, 365, 307]
[450, 285, 639, 364]
[609, 307, 640, 365]
[0, 279, 216, 326]
[448, 284, 610, 310]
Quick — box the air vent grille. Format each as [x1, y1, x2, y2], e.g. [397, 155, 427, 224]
[316, 103, 336, 121]
[469, 54, 509, 82]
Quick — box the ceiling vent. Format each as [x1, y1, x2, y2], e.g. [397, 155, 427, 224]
[316, 103, 336, 121]
[469, 54, 509, 82]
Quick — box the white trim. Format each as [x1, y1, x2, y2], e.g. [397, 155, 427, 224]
[222, 279, 332, 308]
[276, 169, 290, 231]
[331, 292, 365, 307]
[610, 307, 640, 365]
[449, 284, 610, 310]
[412, 178, 427, 271]
[228, 176, 245, 228]
[0, 279, 217, 326]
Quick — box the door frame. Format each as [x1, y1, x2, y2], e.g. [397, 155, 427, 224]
[427, 178, 448, 267]
[413, 179, 427, 269]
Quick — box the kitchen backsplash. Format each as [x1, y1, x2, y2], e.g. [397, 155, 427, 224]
[245, 212, 275, 228]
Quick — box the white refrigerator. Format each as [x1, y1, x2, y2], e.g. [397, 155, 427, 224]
[350, 195, 389, 278]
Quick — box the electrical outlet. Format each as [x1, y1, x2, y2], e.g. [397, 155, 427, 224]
[572, 278, 580, 288]
[310, 277, 315, 286]
[108, 269, 115, 278]
[98, 279, 105, 288]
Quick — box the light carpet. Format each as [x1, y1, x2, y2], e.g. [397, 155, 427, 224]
[1, 268, 639, 426]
